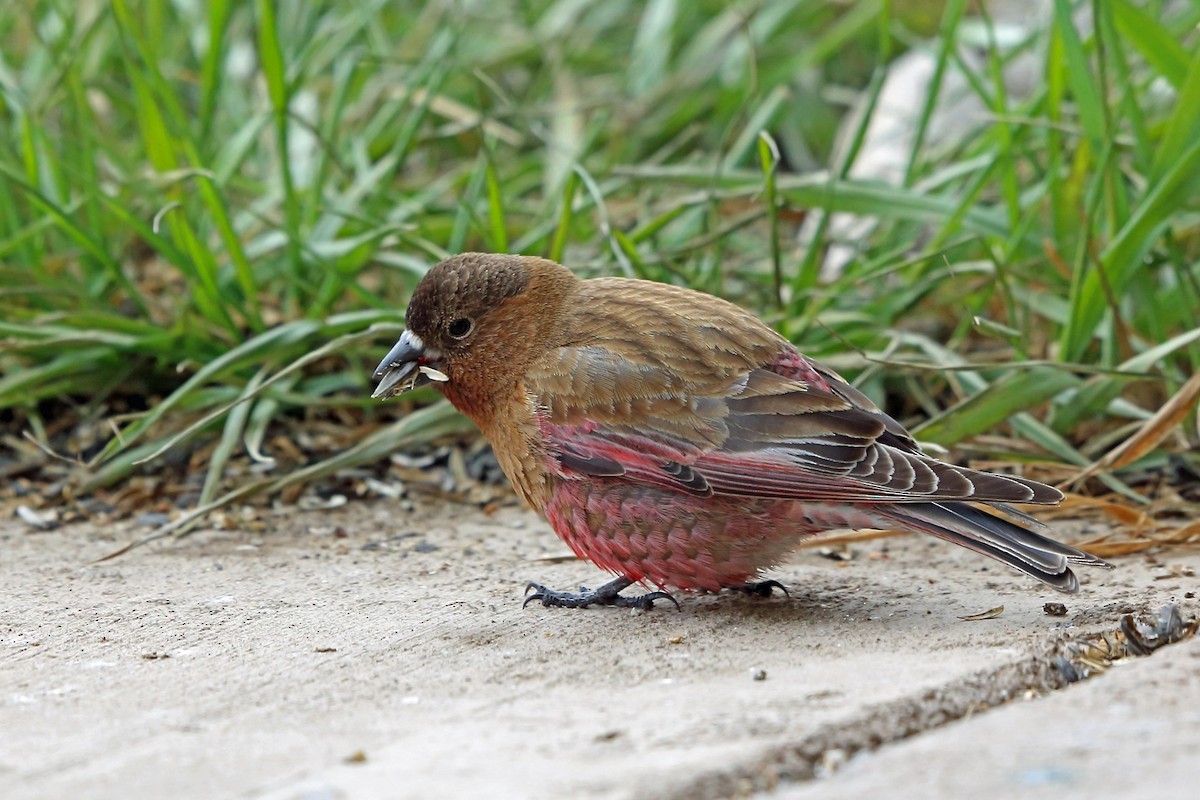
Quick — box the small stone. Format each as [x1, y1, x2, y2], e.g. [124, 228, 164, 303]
[1043, 602, 1068, 617]
[17, 505, 59, 531]
[752, 668, 767, 681]
[815, 748, 847, 778]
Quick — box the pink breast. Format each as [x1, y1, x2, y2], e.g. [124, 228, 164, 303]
[543, 479, 863, 592]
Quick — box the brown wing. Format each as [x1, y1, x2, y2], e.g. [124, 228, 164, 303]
[530, 279, 1060, 505]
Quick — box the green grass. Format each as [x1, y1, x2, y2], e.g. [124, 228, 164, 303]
[1, 0, 1197, 513]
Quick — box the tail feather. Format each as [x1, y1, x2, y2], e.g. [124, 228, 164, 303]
[880, 501, 1112, 594]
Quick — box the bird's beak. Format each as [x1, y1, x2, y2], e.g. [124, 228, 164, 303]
[371, 330, 449, 399]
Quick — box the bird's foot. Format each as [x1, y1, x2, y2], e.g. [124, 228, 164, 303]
[728, 579, 790, 598]
[523, 575, 680, 611]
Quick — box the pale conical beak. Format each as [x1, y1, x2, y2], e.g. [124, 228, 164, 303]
[371, 330, 448, 399]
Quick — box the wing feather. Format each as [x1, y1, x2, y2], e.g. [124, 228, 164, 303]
[531, 286, 1060, 506]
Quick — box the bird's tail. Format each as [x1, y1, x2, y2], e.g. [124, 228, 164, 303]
[878, 502, 1112, 593]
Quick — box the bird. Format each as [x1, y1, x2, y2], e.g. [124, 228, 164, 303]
[372, 252, 1111, 609]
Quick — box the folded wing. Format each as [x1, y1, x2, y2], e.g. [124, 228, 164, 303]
[533, 344, 1060, 506]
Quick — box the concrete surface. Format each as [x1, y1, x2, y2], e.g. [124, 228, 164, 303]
[773, 633, 1200, 799]
[2, 497, 1196, 799]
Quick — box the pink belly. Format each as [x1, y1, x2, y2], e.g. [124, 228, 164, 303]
[543, 479, 879, 591]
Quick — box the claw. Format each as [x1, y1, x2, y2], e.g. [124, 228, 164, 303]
[631, 591, 681, 611]
[730, 579, 790, 598]
[521, 576, 680, 611]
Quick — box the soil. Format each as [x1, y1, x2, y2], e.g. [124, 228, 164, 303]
[2, 494, 1197, 799]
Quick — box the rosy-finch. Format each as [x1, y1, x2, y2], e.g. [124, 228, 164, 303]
[373, 253, 1109, 609]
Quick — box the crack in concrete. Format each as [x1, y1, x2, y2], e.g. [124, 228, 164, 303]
[666, 603, 1198, 799]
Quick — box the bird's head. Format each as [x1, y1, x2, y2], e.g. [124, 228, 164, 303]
[372, 253, 579, 414]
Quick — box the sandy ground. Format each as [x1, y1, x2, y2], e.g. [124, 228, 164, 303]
[2, 494, 1197, 799]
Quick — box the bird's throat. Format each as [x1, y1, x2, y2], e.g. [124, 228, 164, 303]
[442, 381, 550, 511]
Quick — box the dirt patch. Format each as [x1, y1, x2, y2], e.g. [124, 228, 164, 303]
[2, 496, 1196, 799]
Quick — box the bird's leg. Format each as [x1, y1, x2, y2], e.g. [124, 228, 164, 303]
[524, 576, 680, 611]
[728, 579, 790, 598]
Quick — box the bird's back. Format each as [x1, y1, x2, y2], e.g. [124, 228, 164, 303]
[567, 278, 789, 379]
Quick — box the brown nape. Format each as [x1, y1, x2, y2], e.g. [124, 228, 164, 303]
[404, 253, 536, 345]
[402, 254, 582, 352]
[403, 254, 580, 431]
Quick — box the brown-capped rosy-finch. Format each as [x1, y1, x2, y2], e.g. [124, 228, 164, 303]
[373, 253, 1110, 609]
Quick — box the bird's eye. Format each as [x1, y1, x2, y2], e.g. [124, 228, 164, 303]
[447, 318, 473, 339]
